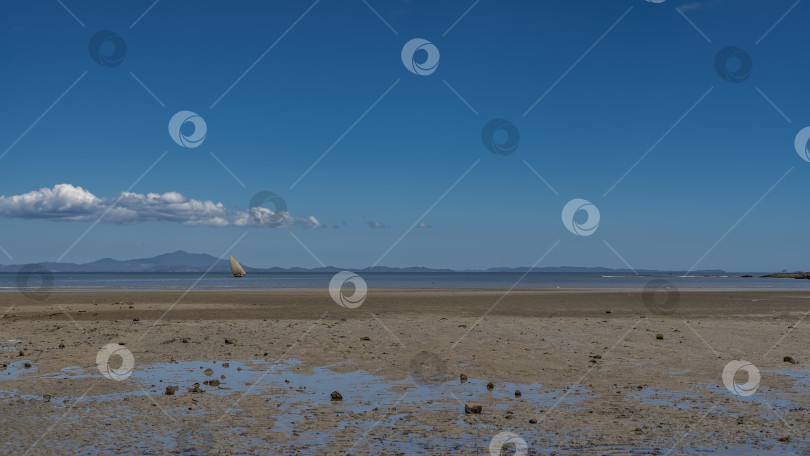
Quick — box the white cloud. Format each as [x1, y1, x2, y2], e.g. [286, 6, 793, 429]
[364, 219, 386, 229]
[0, 184, 322, 228]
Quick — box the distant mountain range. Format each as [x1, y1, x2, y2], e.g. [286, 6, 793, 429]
[0, 250, 731, 274]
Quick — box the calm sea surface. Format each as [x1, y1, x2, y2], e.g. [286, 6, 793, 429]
[2, 272, 809, 291]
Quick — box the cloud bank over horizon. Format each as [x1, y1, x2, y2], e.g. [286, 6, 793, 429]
[0, 184, 323, 228]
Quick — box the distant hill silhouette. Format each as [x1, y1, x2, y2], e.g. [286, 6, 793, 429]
[0, 250, 729, 274]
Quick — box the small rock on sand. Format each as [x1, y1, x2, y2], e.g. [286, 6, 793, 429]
[514, 390, 522, 398]
[486, 381, 494, 391]
[165, 386, 179, 395]
[203, 379, 220, 387]
[464, 403, 482, 414]
[188, 383, 204, 393]
[330, 391, 342, 401]
[460, 374, 467, 383]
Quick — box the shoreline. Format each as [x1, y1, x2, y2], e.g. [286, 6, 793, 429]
[0, 288, 810, 321]
[3, 289, 810, 321]
[4, 285, 810, 293]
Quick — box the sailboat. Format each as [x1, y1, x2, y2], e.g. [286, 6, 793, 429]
[229, 255, 246, 277]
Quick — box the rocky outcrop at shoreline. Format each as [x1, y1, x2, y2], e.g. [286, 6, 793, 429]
[761, 272, 810, 279]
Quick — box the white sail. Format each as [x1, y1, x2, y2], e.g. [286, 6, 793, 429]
[229, 255, 246, 277]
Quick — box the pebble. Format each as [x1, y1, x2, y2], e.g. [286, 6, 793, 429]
[330, 391, 342, 401]
[165, 386, 179, 395]
[459, 374, 467, 383]
[486, 381, 494, 391]
[188, 383, 204, 393]
[464, 403, 482, 414]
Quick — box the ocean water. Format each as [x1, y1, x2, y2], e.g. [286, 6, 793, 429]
[2, 271, 810, 291]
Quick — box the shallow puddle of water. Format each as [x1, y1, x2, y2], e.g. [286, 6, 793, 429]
[764, 368, 810, 394]
[3, 358, 596, 411]
[0, 358, 597, 453]
[0, 359, 38, 379]
[0, 339, 23, 349]
[2, 359, 807, 454]
[627, 386, 702, 410]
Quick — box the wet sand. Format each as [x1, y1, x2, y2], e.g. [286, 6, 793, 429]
[1, 289, 808, 455]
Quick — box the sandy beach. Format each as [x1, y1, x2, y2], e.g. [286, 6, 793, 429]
[1, 289, 808, 455]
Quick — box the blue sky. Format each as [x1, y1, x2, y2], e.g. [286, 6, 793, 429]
[1, 0, 808, 271]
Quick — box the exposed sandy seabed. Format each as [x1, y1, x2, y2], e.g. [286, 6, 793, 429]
[0, 289, 808, 455]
